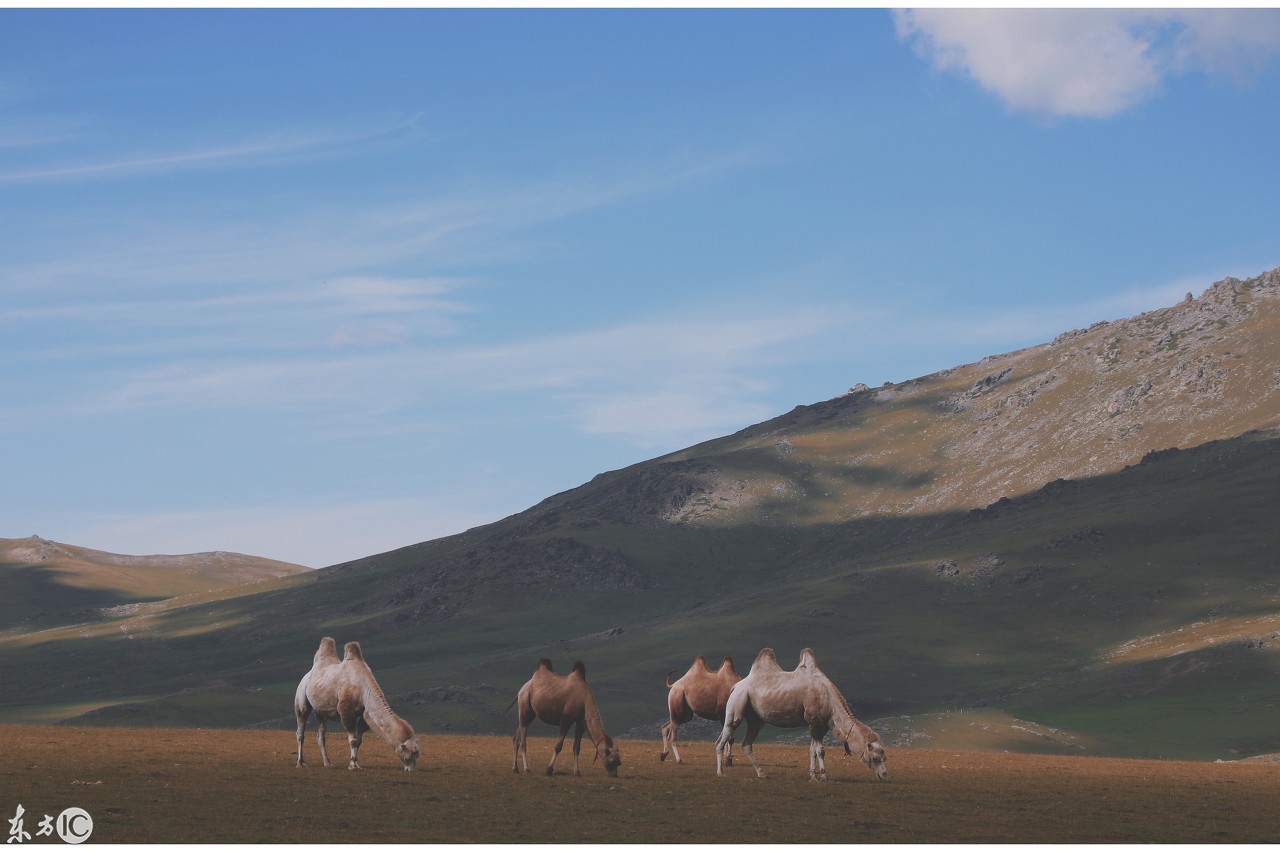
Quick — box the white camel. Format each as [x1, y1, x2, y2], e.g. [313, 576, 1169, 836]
[660, 655, 741, 765]
[715, 647, 888, 782]
[294, 637, 420, 771]
[506, 658, 622, 777]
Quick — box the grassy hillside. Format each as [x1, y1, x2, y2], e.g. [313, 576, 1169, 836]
[1, 267, 1278, 760]
[0, 536, 310, 630]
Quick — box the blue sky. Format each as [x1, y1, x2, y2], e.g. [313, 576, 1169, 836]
[3, 8, 1280, 568]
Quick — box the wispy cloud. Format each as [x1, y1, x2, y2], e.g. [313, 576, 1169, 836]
[0, 116, 420, 184]
[895, 9, 1280, 119]
[68, 306, 840, 432]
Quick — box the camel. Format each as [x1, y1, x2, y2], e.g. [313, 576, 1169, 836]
[506, 658, 622, 777]
[660, 655, 741, 765]
[294, 637, 420, 771]
[715, 647, 888, 782]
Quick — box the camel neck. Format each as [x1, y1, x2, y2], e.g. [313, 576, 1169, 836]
[359, 672, 410, 746]
[829, 689, 871, 748]
[582, 695, 610, 749]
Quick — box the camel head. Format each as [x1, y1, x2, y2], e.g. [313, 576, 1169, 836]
[595, 736, 622, 777]
[859, 739, 889, 782]
[396, 737, 420, 772]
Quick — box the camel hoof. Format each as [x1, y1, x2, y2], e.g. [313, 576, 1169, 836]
[545, 767, 554, 777]
[659, 752, 668, 762]
[725, 757, 733, 766]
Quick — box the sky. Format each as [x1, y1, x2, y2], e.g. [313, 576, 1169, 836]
[3, 8, 1280, 569]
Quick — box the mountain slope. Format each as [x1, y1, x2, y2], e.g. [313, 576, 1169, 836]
[2, 266, 1277, 759]
[0, 536, 310, 629]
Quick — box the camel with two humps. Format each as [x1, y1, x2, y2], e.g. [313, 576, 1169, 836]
[660, 655, 741, 765]
[715, 647, 888, 782]
[507, 658, 622, 777]
[294, 637, 420, 771]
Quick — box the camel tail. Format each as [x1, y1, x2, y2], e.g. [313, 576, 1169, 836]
[503, 696, 518, 714]
[665, 669, 679, 688]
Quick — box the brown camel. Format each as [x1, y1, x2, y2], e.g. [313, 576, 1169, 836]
[716, 647, 888, 782]
[506, 658, 622, 777]
[294, 638, 420, 771]
[660, 655, 741, 765]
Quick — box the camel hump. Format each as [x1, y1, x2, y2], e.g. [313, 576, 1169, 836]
[570, 660, 587, 679]
[720, 656, 737, 674]
[536, 658, 554, 671]
[798, 648, 818, 669]
[693, 654, 710, 669]
[344, 641, 363, 662]
[752, 647, 779, 670]
[315, 636, 339, 662]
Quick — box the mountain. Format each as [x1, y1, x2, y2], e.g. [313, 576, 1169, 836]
[2, 267, 1277, 759]
[0, 536, 310, 629]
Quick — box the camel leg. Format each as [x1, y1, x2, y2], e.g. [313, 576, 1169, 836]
[344, 715, 367, 770]
[295, 702, 311, 767]
[572, 720, 585, 777]
[741, 719, 766, 779]
[347, 728, 363, 770]
[725, 731, 735, 767]
[715, 717, 740, 777]
[661, 720, 686, 765]
[513, 722, 528, 774]
[809, 738, 828, 782]
[808, 721, 829, 781]
[547, 719, 571, 777]
[316, 719, 334, 768]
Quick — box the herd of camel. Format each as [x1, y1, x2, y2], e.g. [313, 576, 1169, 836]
[294, 638, 890, 783]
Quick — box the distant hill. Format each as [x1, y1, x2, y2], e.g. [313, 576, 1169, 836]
[1, 267, 1277, 760]
[0, 536, 310, 629]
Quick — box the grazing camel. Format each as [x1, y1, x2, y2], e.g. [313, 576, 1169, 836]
[506, 658, 622, 777]
[715, 647, 888, 782]
[294, 638, 420, 771]
[660, 655, 741, 765]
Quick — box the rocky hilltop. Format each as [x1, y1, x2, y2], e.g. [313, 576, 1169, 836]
[513, 267, 1280, 533]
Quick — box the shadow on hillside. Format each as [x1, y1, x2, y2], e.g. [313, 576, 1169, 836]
[0, 562, 168, 630]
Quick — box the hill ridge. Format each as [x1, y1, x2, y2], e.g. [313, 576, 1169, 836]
[493, 266, 1280, 537]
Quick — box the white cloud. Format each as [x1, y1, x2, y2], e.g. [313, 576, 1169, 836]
[895, 9, 1280, 119]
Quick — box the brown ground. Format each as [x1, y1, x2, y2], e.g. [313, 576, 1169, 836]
[1, 725, 1277, 843]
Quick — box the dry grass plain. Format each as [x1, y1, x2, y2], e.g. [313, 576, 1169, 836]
[1, 724, 1278, 844]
